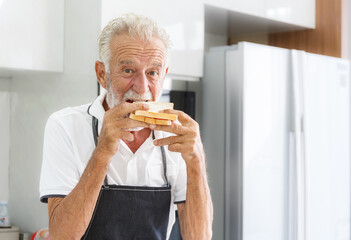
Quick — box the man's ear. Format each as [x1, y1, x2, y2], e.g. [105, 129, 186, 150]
[95, 61, 108, 89]
[163, 67, 169, 80]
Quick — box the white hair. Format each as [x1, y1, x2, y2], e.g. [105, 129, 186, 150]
[98, 13, 172, 73]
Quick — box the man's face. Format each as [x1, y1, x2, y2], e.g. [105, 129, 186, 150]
[105, 34, 168, 108]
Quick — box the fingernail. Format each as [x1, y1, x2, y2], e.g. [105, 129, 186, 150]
[149, 124, 156, 129]
[143, 104, 149, 110]
[153, 140, 158, 145]
[128, 134, 134, 141]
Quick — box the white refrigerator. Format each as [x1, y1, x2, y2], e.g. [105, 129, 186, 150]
[202, 42, 350, 240]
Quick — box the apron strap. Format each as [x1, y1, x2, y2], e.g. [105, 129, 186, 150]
[92, 115, 99, 147]
[88, 108, 108, 187]
[152, 131, 170, 187]
[88, 107, 169, 187]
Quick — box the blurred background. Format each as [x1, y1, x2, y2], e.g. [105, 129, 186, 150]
[0, 0, 350, 239]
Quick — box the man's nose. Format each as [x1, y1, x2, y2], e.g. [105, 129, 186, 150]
[133, 72, 149, 94]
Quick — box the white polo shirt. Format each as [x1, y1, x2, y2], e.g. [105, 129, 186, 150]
[39, 93, 187, 238]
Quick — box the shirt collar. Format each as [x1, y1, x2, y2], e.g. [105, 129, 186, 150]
[87, 90, 106, 124]
[153, 130, 164, 140]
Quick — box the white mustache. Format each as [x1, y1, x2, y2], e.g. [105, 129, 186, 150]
[121, 90, 153, 132]
[122, 89, 153, 102]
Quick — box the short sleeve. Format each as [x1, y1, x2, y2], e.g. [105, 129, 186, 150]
[173, 157, 187, 204]
[39, 117, 80, 203]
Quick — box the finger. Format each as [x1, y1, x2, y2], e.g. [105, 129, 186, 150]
[149, 122, 186, 135]
[111, 102, 149, 118]
[167, 143, 183, 153]
[153, 135, 186, 147]
[120, 130, 134, 142]
[116, 118, 150, 129]
[160, 109, 194, 125]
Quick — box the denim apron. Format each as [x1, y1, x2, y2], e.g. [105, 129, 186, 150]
[81, 115, 172, 240]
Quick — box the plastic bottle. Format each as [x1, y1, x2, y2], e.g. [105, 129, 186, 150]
[0, 201, 10, 227]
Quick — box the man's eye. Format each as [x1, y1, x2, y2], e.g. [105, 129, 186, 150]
[148, 71, 158, 76]
[123, 69, 133, 74]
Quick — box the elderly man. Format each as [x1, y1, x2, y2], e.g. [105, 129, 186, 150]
[39, 14, 213, 240]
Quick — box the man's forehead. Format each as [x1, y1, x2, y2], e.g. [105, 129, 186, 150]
[111, 34, 166, 51]
[118, 59, 163, 67]
[110, 34, 167, 67]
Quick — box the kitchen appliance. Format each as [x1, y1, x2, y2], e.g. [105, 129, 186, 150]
[202, 42, 350, 240]
[0, 226, 19, 240]
[170, 90, 196, 120]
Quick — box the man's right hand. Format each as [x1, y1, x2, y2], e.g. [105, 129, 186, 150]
[95, 102, 150, 158]
[47, 103, 150, 240]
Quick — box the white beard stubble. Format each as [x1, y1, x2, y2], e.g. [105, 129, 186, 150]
[105, 78, 154, 132]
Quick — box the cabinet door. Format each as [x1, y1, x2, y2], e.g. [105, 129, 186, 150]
[265, 0, 315, 28]
[265, 0, 292, 23]
[101, 0, 204, 79]
[204, 0, 265, 17]
[0, 0, 64, 73]
[204, 0, 315, 29]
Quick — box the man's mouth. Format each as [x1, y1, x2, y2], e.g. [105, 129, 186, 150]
[125, 99, 150, 103]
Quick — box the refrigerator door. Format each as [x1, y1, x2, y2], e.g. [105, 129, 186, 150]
[302, 53, 350, 240]
[226, 42, 291, 240]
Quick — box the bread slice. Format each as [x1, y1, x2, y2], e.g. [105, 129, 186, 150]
[136, 101, 174, 112]
[129, 114, 172, 126]
[129, 114, 145, 122]
[155, 118, 172, 126]
[134, 110, 177, 121]
[144, 117, 156, 124]
[130, 102, 176, 126]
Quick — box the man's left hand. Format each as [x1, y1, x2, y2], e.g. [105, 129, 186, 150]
[151, 109, 213, 239]
[150, 109, 205, 167]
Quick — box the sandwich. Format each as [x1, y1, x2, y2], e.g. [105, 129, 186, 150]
[129, 101, 177, 126]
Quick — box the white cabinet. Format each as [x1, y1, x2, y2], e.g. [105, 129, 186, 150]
[204, 0, 315, 29]
[0, 0, 64, 75]
[265, 0, 315, 28]
[101, 0, 204, 80]
[204, 0, 265, 17]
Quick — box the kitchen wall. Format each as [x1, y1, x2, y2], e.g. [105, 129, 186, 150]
[0, 78, 11, 203]
[7, 0, 100, 232]
[0, 77, 10, 90]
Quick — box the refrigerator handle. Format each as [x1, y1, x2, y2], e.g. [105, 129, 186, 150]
[291, 50, 306, 240]
[288, 132, 297, 240]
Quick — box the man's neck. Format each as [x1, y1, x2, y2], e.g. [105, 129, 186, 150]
[124, 128, 151, 153]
